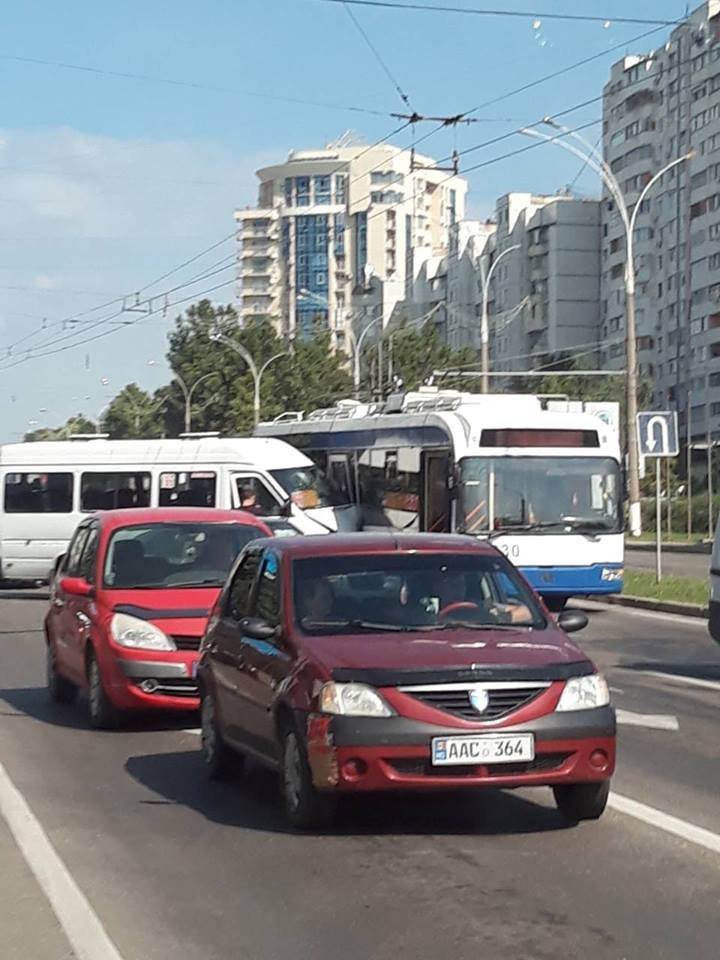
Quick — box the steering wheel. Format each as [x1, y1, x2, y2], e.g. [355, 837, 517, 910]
[438, 601, 481, 619]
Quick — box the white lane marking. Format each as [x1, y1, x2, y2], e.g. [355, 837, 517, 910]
[642, 671, 720, 693]
[580, 599, 707, 627]
[0, 759, 125, 960]
[182, 728, 202, 735]
[609, 792, 720, 856]
[609, 686, 625, 695]
[616, 709, 679, 731]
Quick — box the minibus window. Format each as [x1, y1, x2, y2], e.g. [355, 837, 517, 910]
[4, 473, 73, 513]
[80, 472, 151, 511]
[158, 472, 217, 507]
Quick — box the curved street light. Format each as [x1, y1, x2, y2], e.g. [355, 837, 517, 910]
[173, 372, 222, 434]
[209, 332, 285, 425]
[521, 122, 693, 536]
[479, 243, 521, 393]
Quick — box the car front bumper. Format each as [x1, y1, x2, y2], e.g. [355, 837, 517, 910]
[109, 656, 199, 710]
[306, 707, 616, 793]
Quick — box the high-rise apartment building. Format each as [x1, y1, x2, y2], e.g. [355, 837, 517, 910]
[602, 1, 720, 439]
[491, 193, 601, 372]
[234, 137, 467, 350]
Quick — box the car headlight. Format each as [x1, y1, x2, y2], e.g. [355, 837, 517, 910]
[319, 682, 394, 717]
[556, 674, 610, 712]
[110, 613, 176, 651]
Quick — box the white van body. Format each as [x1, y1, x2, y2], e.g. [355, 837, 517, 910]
[0, 436, 353, 582]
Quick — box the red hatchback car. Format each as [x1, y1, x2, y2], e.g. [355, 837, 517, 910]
[198, 533, 616, 828]
[45, 508, 272, 727]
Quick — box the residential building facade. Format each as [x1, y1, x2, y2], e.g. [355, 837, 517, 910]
[602, 0, 720, 440]
[234, 137, 467, 350]
[482, 193, 601, 371]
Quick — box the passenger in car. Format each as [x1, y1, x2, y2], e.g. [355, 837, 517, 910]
[299, 580, 335, 622]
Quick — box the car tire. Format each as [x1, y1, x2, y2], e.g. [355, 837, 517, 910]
[87, 649, 119, 730]
[553, 780, 610, 823]
[46, 642, 77, 705]
[545, 596, 568, 613]
[281, 725, 336, 830]
[200, 690, 237, 781]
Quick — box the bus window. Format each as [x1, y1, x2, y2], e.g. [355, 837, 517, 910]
[159, 472, 217, 507]
[80, 472, 151, 511]
[4, 473, 74, 513]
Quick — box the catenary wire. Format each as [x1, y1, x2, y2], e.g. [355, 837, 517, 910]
[341, 1, 414, 109]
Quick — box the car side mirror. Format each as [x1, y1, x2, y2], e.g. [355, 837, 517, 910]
[240, 616, 278, 641]
[59, 576, 95, 598]
[557, 609, 588, 633]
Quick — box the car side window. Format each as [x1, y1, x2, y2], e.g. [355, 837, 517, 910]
[226, 550, 261, 621]
[64, 526, 90, 576]
[79, 525, 100, 584]
[252, 551, 281, 628]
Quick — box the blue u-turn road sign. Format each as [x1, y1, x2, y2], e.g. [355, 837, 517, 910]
[637, 411, 679, 458]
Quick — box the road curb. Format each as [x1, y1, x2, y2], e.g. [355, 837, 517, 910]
[625, 541, 711, 555]
[601, 593, 707, 619]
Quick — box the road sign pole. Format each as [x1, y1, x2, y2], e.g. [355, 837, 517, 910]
[655, 458, 662, 583]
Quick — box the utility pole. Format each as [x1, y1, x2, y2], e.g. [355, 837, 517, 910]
[174, 372, 220, 434]
[209, 332, 285, 426]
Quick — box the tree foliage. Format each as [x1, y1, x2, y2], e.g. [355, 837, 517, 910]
[364, 321, 476, 394]
[24, 414, 97, 442]
[102, 383, 165, 439]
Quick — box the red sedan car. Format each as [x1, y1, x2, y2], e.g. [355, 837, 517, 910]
[198, 533, 615, 829]
[45, 508, 272, 727]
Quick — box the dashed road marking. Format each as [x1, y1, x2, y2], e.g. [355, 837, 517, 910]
[609, 792, 720, 856]
[642, 670, 720, 692]
[0, 759, 125, 960]
[616, 709, 679, 730]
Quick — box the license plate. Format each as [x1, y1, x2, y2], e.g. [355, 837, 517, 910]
[431, 733, 535, 766]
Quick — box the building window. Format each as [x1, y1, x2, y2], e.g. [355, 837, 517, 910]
[355, 211, 368, 280]
[296, 177, 310, 206]
[313, 175, 331, 205]
[335, 175, 347, 205]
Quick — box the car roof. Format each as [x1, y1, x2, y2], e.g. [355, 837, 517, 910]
[263, 532, 501, 560]
[86, 508, 271, 533]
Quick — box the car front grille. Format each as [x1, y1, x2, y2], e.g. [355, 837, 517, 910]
[387, 752, 572, 778]
[171, 635, 202, 651]
[400, 682, 550, 721]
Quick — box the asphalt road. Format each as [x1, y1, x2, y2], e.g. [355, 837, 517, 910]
[0, 597, 718, 960]
[624, 547, 710, 579]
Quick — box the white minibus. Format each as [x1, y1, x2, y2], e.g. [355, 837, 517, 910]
[0, 435, 359, 582]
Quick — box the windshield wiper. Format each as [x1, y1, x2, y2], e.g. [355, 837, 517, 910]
[487, 521, 565, 540]
[439, 619, 534, 631]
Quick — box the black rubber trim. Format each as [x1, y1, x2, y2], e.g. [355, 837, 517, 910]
[331, 660, 594, 685]
[113, 603, 210, 620]
[330, 706, 616, 747]
[710, 567, 720, 577]
[116, 659, 189, 678]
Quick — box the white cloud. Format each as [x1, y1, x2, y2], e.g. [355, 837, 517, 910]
[0, 126, 269, 240]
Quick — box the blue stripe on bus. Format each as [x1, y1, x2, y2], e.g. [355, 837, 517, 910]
[521, 563, 623, 596]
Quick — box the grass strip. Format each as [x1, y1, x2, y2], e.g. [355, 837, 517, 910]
[623, 570, 708, 607]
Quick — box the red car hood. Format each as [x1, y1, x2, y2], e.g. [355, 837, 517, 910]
[105, 587, 221, 637]
[301, 626, 587, 677]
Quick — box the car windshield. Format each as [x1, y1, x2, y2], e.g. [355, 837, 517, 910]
[270, 465, 348, 510]
[457, 456, 622, 534]
[293, 552, 546, 634]
[103, 522, 262, 589]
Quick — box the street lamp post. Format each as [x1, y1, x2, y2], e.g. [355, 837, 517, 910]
[209, 332, 285, 426]
[174, 372, 221, 434]
[520, 121, 693, 536]
[479, 243, 521, 393]
[348, 317, 383, 400]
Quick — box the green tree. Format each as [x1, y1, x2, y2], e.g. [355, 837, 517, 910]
[102, 384, 165, 439]
[164, 300, 353, 432]
[365, 321, 476, 395]
[24, 414, 97, 441]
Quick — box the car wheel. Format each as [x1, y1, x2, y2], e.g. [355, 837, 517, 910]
[545, 596, 568, 613]
[46, 642, 77, 705]
[281, 726, 336, 830]
[200, 690, 237, 780]
[553, 780, 610, 823]
[87, 650, 119, 730]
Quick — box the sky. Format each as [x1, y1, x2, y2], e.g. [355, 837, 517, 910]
[0, 0, 689, 440]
